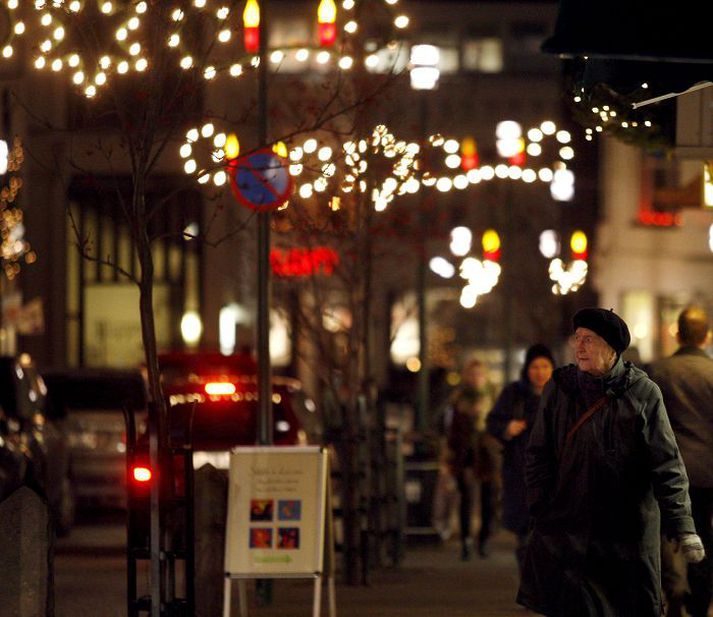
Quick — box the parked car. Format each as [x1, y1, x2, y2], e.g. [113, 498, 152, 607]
[0, 354, 74, 535]
[156, 351, 322, 467]
[42, 368, 148, 510]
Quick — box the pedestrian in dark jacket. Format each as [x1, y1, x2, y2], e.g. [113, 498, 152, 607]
[517, 307, 705, 617]
[447, 387, 485, 560]
[649, 305, 713, 617]
[487, 343, 555, 575]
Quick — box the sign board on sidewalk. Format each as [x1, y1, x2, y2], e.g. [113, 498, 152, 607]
[224, 446, 329, 577]
[227, 149, 294, 212]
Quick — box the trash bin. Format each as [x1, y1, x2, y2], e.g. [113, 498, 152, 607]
[403, 459, 440, 537]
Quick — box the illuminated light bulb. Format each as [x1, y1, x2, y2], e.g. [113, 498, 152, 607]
[186, 128, 199, 142]
[522, 169, 537, 183]
[129, 42, 141, 56]
[213, 133, 227, 148]
[216, 7, 229, 19]
[556, 130, 571, 144]
[526, 142, 542, 156]
[184, 159, 197, 174]
[314, 177, 328, 192]
[295, 48, 309, 62]
[538, 168, 553, 182]
[211, 149, 225, 163]
[2, 46, 12, 58]
[539, 230, 560, 258]
[318, 146, 332, 161]
[198, 174, 210, 184]
[180, 56, 194, 69]
[289, 164, 303, 176]
[136, 2, 147, 13]
[117, 61, 129, 73]
[204, 65, 217, 79]
[116, 27, 128, 41]
[229, 64, 243, 76]
[644, 120, 652, 127]
[289, 147, 303, 161]
[34, 56, 46, 69]
[251, 56, 260, 68]
[466, 169, 481, 184]
[272, 141, 288, 158]
[299, 183, 313, 199]
[480, 166, 495, 181]
[343, 0, 355, 8]
[385, 0, 399, 4]
[365, 54, 379, 69]
[496, 121, 522, 140]
[495, 164, 509, 179]
[218, 29, 231, 43]
[135, 58, 148, 71]
[527, 128, 543, 142]
[68, 1, 80, 11]
[224, 134, 239, 159]
[101, 1, 112, 13]
[430, 257, 456, 279]
[344, 20, 357, 33]
[243, 0, 260, 54]
[41, 13, 52, 26]
[338, 56, 353, 70]
[559, 146, 574, 160]
[394, 14, 409, 28]
[14, 22, 25, 35]
[214, 171, 227, 186]
[85, 85, 96, 98]
[51, 58, 62, 71]
[540, 120, 556, 135]
[194, 0, 207, 7]
[570, 230, 587, 256]
[99, 56, 111, 69]
[95, 72, 107, 85]
[201, 123, 215, 138]
[270, 50, 284, 63]
[303, 138, 318, 153]
[436, 177, 452, 192]
[128, 17, 140, 30]
[172, 8, 184, 21]
[180, 144, 192, 158]
[168, 34, 180, 47]
[445, 154, 461, 169]
[508, 166, 522, 180]
[40, 40, 52, 53]
[316, 50, 330, 64]
[441, 139, 457, 154]
[8, 0, 18, 8]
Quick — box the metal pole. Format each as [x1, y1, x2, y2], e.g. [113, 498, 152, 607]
[257, 0, 272, 447]
[416, 94, 429, 432]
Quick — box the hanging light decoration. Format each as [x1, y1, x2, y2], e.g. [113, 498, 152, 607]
[243, 0, 261, 54]
[548, 230, 588, 295]
[317, 0, 338, 47]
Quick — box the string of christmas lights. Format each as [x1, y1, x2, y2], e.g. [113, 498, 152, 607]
[0, 0, 410, 98]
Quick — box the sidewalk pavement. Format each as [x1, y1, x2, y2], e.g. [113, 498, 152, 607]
[233, 529, 526, 617]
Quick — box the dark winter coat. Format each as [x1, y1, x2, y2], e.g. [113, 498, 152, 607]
[649, 346, 713, 488]
[517, 358, 695, 617]
[486, 379, 542, 534]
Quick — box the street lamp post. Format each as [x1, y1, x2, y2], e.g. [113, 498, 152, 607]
[410, 44, 439, 432]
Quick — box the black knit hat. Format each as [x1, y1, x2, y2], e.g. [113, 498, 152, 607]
[572, 307, 631, 353]
[521, 343, 555, 380]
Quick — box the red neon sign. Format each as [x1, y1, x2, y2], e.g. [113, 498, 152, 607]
[270, 247, 339, 277]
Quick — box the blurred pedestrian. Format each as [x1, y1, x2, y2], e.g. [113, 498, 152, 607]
[518, 307, 705, 617]
[446, 387, 485, 560]
[486, 343, 555, 576]
[432, 358, 499, 548]
[649, 305, 713, 617]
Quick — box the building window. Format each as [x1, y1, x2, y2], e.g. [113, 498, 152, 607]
[462, 37, 503, 73]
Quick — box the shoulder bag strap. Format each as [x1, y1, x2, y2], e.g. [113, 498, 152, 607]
[565, 394, 609, 444]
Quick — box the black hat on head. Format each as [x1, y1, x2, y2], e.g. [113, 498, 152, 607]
[572, 307, 631, 353]
[521, 343, 555, 380]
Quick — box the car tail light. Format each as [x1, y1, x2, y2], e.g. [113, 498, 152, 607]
[132, 465, 152, 483]
[204, 382, 236, 396]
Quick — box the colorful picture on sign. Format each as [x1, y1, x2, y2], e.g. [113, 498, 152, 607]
[278, 499, 302, 521]
[249, 528, 273, 549]
[250, 499, 274, 521]
[277, 527, 300, 549]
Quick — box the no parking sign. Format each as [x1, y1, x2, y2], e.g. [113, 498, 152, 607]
[227, 148, 294, 211]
